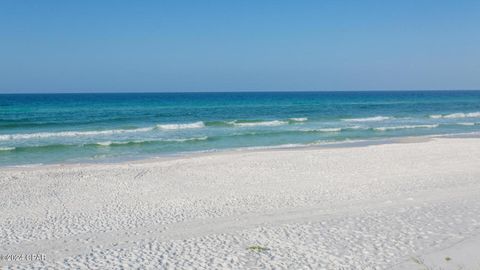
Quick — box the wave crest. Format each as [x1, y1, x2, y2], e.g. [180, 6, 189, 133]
[288, 117, 308, 122]
[230, 120, 288, 127]
[342, 116, 391, 122]
[0, 127, 155, 141]
[94, 136, 209, 147]
[156, 121, 205, 130]
[430, 112, 480, 119]
[315, 128, 342, 132]
[0, 121, 207, 141]
[374, 124, 439, 131]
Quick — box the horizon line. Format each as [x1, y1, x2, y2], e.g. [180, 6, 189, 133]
[2, 89, 480, 95]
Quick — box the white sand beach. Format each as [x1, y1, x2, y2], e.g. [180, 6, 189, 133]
[1, 137, 480, 269]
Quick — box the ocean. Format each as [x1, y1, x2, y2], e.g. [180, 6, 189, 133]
[1, 91, 480, 166]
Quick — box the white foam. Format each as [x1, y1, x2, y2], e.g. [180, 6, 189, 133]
[309, 138, 366, 146]
[95, 136, 208, 146]
[240, 143, 306, 151]
[374, 124, 439, 131]
[0, 127, 156, 141]
[156, 121, 205, 130]
[165, 136, 208, 142]
[0, 122, 209, 141]
[96, 141, 114, 146]
[342, 116, 391, 122]
[444, 113, 468, 119]
[0, 146, 15, 151]
[468, 112, 480, 117]
[289, 117, 308, 122]
[457, 122, 476, 126]
[345, 125, 368, 130]
[430, 112, 480, 119]
[94, 140, 139, 146]
[231, 120, 288, 127]
[9, 163, 44, 167]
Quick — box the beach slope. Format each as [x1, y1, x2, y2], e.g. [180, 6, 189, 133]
[1, 137, 480, 269]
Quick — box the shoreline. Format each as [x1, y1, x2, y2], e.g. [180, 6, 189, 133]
[3, 131, 480, 171]
[2, 136, 480, 268]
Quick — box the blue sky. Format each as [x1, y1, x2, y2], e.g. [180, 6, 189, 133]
[0, 0, 479, 93]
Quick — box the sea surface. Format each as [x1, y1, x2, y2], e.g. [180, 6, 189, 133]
[1, 91, 480, 166]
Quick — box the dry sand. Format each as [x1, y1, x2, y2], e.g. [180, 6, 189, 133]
[1, 137, 480, 269]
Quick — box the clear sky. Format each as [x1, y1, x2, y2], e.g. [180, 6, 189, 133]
[0, 0, 479, 93]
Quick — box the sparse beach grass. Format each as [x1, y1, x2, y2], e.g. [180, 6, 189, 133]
[247, 245, 270, 252]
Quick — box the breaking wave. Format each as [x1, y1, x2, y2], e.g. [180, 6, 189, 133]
[430, 112, 480, 119]
[0, 127, 155, 141]
[288, 117, 308, 122]
[342, 116, 392, 122]
[4, 137, 210, 152]
[94, 136, 209, 147]
[374, 124, 439, 131]
[156, 121, 205, 130]
[311, 128, 342, 133]
[229, 120, 288, 127]
[0, 122, 206, 141]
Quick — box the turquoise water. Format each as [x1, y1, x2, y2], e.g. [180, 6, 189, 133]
[1, 91, 480, 166]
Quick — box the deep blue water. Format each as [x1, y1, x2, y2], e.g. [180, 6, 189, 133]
[1, 91, 480, 166]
